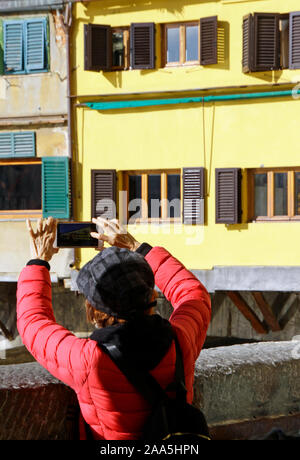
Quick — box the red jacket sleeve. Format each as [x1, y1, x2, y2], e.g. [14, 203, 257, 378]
[145, 247, 211, 361]
[16, 264, 96, 391]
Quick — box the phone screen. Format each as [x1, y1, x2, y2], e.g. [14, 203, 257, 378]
[57, 222, 98, 248]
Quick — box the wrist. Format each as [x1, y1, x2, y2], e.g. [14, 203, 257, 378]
[131, 241, 141, 251]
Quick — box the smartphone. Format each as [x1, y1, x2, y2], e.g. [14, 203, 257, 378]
[56, 222, 99, 248]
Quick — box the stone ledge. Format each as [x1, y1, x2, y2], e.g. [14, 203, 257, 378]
[1, 341, 300, 440]
[193, 341, 300, 438]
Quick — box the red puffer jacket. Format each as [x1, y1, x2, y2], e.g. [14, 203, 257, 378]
[17, 246, 211, 440]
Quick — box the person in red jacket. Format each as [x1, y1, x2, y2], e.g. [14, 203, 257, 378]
[17, 216, 211, 440]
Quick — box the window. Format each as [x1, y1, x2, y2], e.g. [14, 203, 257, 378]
[123, 170, 181, 222]
[242, 11, 300, 72]
[0, 161, 41, 215]
[111, 28, 129, 69]
[248, 168, 300, 221]
[164, 22, 199, 66]
[3, 18, 48, 74]
[0, 156, 70, 219]
[162, 17, 218, 67]
[84, 22, 155, 71]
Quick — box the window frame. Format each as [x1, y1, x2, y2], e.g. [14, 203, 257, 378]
[248, 167, 300, 222]
[3, 17, 48, 76]
[162, 21, 200, 67]
[122, 169, 182, 223]
[0, 158, 42, 219]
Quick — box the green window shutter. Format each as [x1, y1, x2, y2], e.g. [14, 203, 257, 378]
[42, 157, 70, 219]
[0, 133, 13, 158]
[14, 132, 36, 157]
[0, 131, 35, 158]
[24, 18, 46, 72]
[3, 20, 23, 73]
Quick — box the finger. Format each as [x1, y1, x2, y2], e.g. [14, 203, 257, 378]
[111, 218, 120, 229]
[37, 218, 43, 234]
[90, 232, 110, 242]
[26, 219, 35, 236]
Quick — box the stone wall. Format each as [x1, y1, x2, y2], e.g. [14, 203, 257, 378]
[1, 341, 300, 440]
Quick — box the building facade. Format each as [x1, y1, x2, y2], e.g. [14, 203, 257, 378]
[0, 0, 76, 345]
[71, 0, 300, 337]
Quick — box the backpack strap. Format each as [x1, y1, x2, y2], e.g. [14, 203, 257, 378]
[98, 334, 186, 407]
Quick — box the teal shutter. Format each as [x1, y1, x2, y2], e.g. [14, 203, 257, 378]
[3, 20, 23, 73]
[42, 157, 70, 219]
[0, 132, 35, 158]
[0, 133, 13, 158]
[24, 18, 46, 72]
[14, 132, 36, 157]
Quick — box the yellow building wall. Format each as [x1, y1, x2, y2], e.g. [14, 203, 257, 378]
[72, 0, 300, 270]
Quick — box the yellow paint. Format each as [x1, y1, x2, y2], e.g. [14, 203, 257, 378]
[73, 0, 300, 270]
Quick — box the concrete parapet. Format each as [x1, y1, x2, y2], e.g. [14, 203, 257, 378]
[1, 341, 300, 440]
[194, 341, 300, 439]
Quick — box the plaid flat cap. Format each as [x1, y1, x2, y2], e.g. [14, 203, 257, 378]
[76, 246, 155, 320]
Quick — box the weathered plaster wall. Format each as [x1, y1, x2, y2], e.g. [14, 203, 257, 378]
[0, 11, 67, 118]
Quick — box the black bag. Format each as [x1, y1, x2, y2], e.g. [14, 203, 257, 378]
[99, 335, 210, 442]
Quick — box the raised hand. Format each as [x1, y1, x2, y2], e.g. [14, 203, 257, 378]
[26, 217, 59, 262]
[91, 217, 141, 252]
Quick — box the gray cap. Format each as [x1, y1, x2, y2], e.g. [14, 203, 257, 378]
[76, 246, 155, 320]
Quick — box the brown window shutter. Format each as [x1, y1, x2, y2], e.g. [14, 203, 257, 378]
[130, 23, 155, 69]
[242, 14, 254, 73]
[289, 12, 300, 69]
[215, 168, 241, 224]
[183, 167, 205, 224]
[84, 24, 111, 71]
[253, 13, 280, 71]
[200, 16, 218, 65]
[91, 170, 116, 219]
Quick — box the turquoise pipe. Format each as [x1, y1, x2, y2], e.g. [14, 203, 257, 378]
[85, 88, 300, 110]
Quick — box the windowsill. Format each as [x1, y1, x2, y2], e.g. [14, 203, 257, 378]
[163, 62, 200, 68]
[3, 70, 50, 78]
[252, 217, 300, 222]
[0, 211, 42, 220]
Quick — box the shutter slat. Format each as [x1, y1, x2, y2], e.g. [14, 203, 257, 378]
[91, 170, 116, 219]
[183, 167, 205, 225]
[42, 157, 70, 219]
[200, 16, 218, 65]
[289, 12, 300, 69]
[130, 23, 155, 69]
[215, 168, 241, 224]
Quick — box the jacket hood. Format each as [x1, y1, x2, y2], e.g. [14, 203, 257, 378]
[90, 314, 174, 371]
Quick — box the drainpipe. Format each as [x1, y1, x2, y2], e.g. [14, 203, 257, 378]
[62, 2, 74, 221]
[83, 88, 300, 111]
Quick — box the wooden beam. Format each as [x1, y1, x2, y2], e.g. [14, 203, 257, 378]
[227, 291, 268, 334]
[272, 292, 292, 318]
[279, 297, 299, 330]
[0, 319, 13, 341]
[210, 291, 226, 320]
[252, 292, 281, 331]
